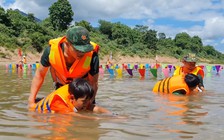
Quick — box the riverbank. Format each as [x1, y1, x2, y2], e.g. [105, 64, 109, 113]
[0, 53, 182, 66]
[0, 47, 182, 65]
[0, 47, 214, 66]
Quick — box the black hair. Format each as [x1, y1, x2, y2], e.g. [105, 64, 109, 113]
[68, 78, 94, 100]
[184, 74, 200, 88]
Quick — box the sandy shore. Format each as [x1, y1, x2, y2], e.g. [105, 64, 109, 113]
[0, 47, 183, 65]
[0, 47, 217, 66]
[0, 54, 182, 66]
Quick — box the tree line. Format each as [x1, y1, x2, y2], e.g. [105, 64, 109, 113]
[0, 0, 223, 63]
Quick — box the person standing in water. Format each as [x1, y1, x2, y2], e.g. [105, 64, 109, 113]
[173, 53, 204, 91]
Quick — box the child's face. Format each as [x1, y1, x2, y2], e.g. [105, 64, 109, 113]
[73, 96, 88, 110]
[190, 86, 199, 94]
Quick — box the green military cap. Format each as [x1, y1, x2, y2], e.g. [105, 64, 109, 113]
[66, 26, 93, 53]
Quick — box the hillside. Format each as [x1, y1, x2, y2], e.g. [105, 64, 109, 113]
[0, 7, 223, 65]
[15, 9, 42, 22]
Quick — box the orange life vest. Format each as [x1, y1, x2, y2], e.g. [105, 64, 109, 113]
[34, 85, 74, 113]
[173, 66, 204, 78]
[49, 37, 94, 84]
[153, 75, 190, 95]
[23, 57, 27, 64]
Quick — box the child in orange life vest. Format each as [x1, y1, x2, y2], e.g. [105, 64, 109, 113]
[22, 55, 27, 64]
[32, 78, 111, 117]
[106, 58, 113, 67]
[153, 74, 200, 95]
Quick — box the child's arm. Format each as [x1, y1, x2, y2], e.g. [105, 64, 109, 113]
[92, 105, 112, 114]
[68, 112, 101, 120]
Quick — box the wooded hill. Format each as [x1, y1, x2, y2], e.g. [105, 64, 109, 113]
[0, 0, 223, 64]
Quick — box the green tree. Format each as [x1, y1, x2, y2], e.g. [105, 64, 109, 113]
[98, 20, 113, 39]
[7, 9, 28, 36]
[133, 25, 148, 33]
[190, 36, 203, 52]
[49, 0, 74, 31]
[40, 17, 54, 30]
[191, 35, 203, 46]
[0, 6, 11, 26]
[29, 32, 47, 52]
[142, 29, 158, 51]
[174, 32, 191, 49]
[133, 25, 148, 43]
[111, 23, 133, 46]
[158, 32, 166, 40]
[0, 23, 13, 36]
[75, 20, 93, 32]
[27, 13, 36, 22]
[203, 45, 217, 56]
[0, 23, 17, 49]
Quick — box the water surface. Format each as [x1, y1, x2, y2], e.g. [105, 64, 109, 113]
[0, 65, 224, 140]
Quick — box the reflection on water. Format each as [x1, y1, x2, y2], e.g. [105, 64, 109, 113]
[152, 93, 208, 139]
[0, 65, 224, 140]
[27, 113, 105, 140]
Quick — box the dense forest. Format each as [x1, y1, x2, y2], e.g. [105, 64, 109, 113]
[0, 0, 223, 63]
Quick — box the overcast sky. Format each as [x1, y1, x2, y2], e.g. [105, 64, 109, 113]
[1, 0, 224, 53]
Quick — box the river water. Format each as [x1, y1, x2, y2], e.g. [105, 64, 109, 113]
[0, 64, 224, 140]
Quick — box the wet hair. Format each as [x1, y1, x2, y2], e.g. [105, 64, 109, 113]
[68, 78, 94, 100]
[184, 74, 200, 88]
